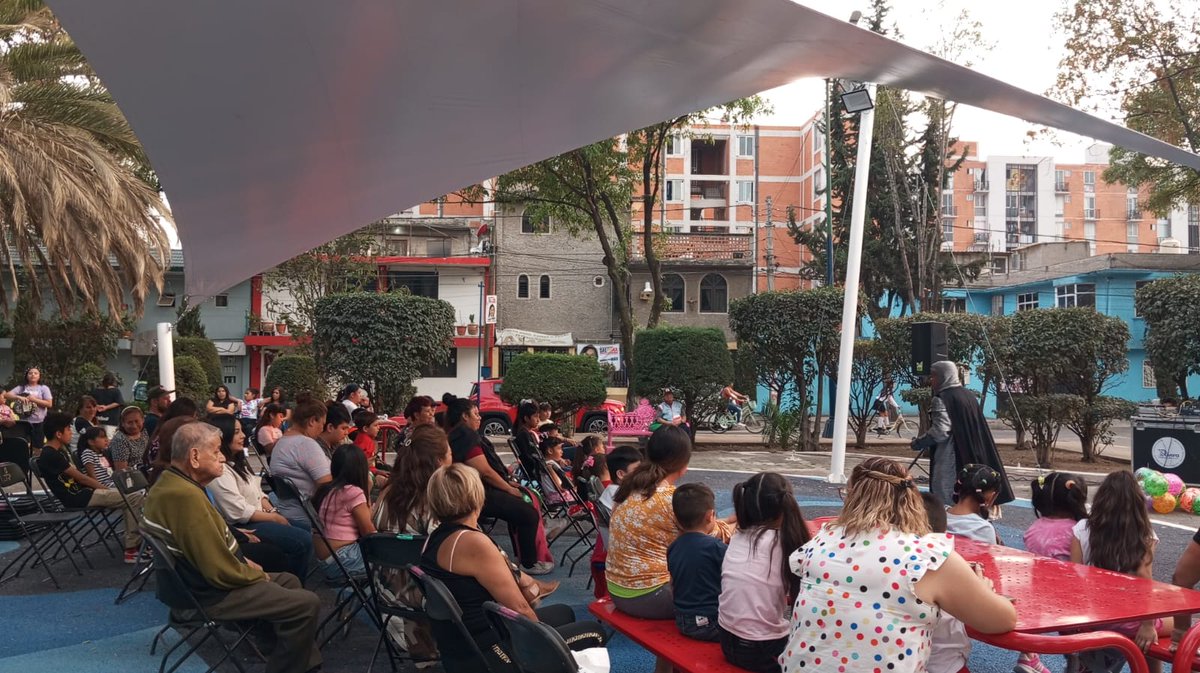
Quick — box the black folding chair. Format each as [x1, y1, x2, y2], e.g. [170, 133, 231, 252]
[0, 462, 87, 589]
[273, 476, 379, 647]
[113, 468, 152, 604]
[28, 455, 119, 559]
[143, 533, 259, 673]
[509, 437, 596, 566]
[483, 601, 579, 673]
[359, 533, 431, 673]
[407, 565, 496, 673]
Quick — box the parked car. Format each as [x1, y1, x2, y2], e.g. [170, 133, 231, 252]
[457, 378, 625, 437]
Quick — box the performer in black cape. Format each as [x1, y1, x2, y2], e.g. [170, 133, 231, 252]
[912, 360, 1014, 507]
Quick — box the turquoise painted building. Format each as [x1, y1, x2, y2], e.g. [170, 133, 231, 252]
[941, 250, 1200, 415]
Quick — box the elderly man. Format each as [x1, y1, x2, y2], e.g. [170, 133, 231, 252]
[912, 360, 1013, 507]
[143, 422, 322, 673]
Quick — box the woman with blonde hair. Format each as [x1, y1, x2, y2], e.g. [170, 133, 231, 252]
[419, 464, 605, 672]
[781, 457, 1017, 673]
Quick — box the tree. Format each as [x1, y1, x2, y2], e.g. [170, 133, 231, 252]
[1062, 396, 1138, 461]
[1055, 0, 1199, 214]
[264, 354, 324, 401]
[312, 292, 455, 415]
[500, 353, 607, 422]
[145, 335, 222, 389]
[848, 339, 888, 448]
[630, 327, 733, 429]
[991, 308, 1130, 461]
[998, 394, 1084, 467]
[1136, 274, 1200, 399]
[0, 1, 170, 315]
[176, 299, 207, 339]
[263, 228, 379, 357]
[728, 288, 845, 450]
[482, 98, 767, 401]
[172, 355, 209, 405]
[10, 297, 120, 410]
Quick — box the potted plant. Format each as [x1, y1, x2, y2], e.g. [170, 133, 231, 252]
[455, 323, 468, 337]
[276, 313, 289, 335]
[467, 314, 479, 336]
[259, 317, 275, 334]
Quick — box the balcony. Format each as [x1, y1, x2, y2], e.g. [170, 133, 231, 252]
[973, 232, 990, 243]
[1084, 209, 1100, 220]
[631, 232, 752, 263]
[941, 205, 958, 217]
[1127, 209, 1142, 221]
[974, 179, 989, 191]
[1055, 180, 1069, 192]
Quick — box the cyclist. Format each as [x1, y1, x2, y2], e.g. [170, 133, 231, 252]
[873, 378, 899, 433]
[720, 384, 749, 427]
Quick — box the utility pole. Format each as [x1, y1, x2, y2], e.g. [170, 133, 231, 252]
[824, 79, 835, 286]
[765, 196, 775, 291]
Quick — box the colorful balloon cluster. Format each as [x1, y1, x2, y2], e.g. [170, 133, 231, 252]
[1137, 468, 1199, 514]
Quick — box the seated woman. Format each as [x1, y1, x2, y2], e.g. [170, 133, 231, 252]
[443, 394, 553, 575]
[782, 457, 1017, 673]
[108, 406, 148, 473]
[420, 463, 605, 672]
[205, 415, 313, 581]
[606, 425, 733, 620]
[350, 410, 389, 489]
[312, 444, 377, 580]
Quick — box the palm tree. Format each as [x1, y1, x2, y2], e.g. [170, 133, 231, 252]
[0, 0, 169, 315]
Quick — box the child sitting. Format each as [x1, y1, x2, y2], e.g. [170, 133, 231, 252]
[1072, 471, 1170, 673]
[539, 437, 578, 504]
[76, 426, 115, 488]
[667, 483, 727, 641]
[923, 491, 972, 673]
[946, 463, 1002, 544]
[1024, 472, 1089, 673]
[718, 472, 810, 672]
[571, 435, 605, 498]
[312, 444, 378, 580]
[599, 446, 642, 512]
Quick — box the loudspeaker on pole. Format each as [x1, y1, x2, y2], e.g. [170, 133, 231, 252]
[912, 322, 948, 377]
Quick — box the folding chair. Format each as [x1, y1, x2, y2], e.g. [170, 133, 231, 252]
[113, 468, 152, 604]
[143, 533, 259, 673]
[273, 476, 379, 647]
[482, 601, 580, 673]
[0, 436, 40, 539]
[407, 565, 497, 673]
[0, 462, 87, 589]
[27, 456, 119, 558]
[522, 457, 595, 575]
[359, 533, 432, 673]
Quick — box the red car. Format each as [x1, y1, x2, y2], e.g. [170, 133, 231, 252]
[465, 378, 625, 437]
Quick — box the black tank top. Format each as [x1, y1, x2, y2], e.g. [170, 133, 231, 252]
[419, 522, 496, 636]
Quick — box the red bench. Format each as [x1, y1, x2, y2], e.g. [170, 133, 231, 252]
[588, 599, 740, 673]
[1149, 635, 1200, 670]
[606, 400, 656, 450]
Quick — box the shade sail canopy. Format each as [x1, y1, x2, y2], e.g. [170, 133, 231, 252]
[48, 0, 1200, 298]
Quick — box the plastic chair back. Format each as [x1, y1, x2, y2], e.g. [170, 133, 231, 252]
[482, 601, 579, 673]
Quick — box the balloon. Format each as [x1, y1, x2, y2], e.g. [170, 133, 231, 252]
[1192, 497, 1200, 516]
[1153, 493, 1178, 514]
[1166, 473, 1186, 497]
[1146, 494, 1155, 511]
[1135, 467, 1156, 482]
[1143, 473, 1169, 497]
[1181, 488, 1200, 513]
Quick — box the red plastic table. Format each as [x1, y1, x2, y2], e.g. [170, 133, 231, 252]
[956, 537, 1200, 673]
[804, 517, 1200, 672]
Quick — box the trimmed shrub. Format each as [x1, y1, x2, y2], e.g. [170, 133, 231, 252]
[500, 353, 607, 418]
[631, 326, 733, 427]
[264, 355, 325, 402]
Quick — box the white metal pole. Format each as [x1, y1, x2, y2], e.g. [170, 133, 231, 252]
[156, 322, 176, 400]
[829, 85, 877, 484]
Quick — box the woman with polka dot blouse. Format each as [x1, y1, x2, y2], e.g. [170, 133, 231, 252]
[781, 458, 1016, 673]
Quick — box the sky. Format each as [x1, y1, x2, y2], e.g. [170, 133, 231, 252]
[754, 0, 1105, 162]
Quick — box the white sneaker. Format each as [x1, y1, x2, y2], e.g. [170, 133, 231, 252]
[525, 561, 555, 576]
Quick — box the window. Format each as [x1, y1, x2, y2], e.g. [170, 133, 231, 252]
[387, 271, 438, 298]
[1143, 360, 1157, 389]
[943, 172, 954, 190]
[214, 294, 229, 307]
[663, 273, 685, 312]
[665, 179, 683, 202]
[1134, 280, 1153, 317]
[1055, 169, 1068, 191]
[814, 122, 825, 152]
[1084, 171, 1095, 191]
[1084, 194, 1097, 220]
[942, 218, 955, 242]
[1190, 204, 1199, 254]
[1127, 194, 1140, 220]
[974, 197, 987, 218]
[420, 349, 458, 378]
[814, 167, 826, 192]
[1127, 220, 1139, 244]
[521, 213, 550, 234]
[737, 135, 755, 157]
[941, 192, 955, 216]
[736, 181, 755, 204]
[941, 298, 966, 313]
[1055, 195, 1065, 218]
[1017, 292, 1038, 311]
[425, 239, 451, 257]
[538, 274, 551, 299]
[666, 135, 682, 156]
[699, 274, 728, 313]
[517, 274, 529, 299]
[991, 295, 1004, 315]
[1055, 283, 1096, 308]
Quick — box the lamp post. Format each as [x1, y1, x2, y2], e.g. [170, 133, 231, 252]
[829, 82, 876, 484]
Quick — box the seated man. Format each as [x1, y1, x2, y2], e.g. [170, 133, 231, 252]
[35, 411, 143, 563]
[143, 422, 322, 673]
[654, 389, 689, 431]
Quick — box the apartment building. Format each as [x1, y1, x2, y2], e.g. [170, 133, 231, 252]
[941, 142, 1196, 266]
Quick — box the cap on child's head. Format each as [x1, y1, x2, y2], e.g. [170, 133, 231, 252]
[672, 483, 715, 530]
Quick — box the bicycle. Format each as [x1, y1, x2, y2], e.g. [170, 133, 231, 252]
[709, 402, 765, 434]
[869, 410, 917, 439]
